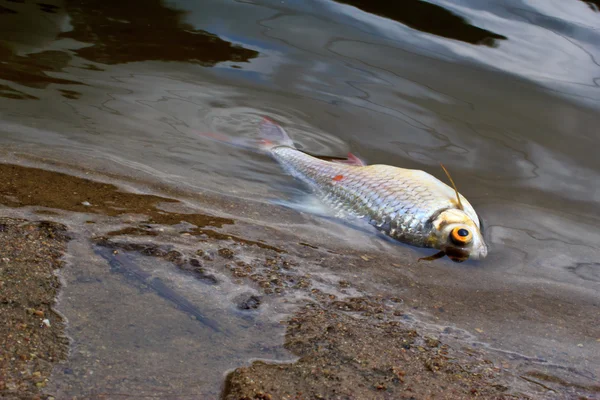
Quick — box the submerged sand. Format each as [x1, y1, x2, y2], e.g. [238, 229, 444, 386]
[0, 162, 598, 400]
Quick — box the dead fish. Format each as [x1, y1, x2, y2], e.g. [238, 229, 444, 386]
[201, 118, 487, 262]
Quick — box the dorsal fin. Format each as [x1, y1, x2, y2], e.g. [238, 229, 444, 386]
[440, 163, 464, 210]
[330, 152, 366, 166]
[310, 152, 367, 166]
[346, 152, 366, 166]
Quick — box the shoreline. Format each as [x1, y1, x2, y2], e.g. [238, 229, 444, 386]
[0, 218, 70, 399]
[0, 215, 520, 400]
[0, 161, 598, 399]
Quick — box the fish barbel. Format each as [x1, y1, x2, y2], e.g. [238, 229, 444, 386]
[258, 118, 487, 262]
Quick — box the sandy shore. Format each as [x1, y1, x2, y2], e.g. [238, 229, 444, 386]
[1, 162, 597, 400]
[0, 218, 69, 400]
[0, 215, 519, 400]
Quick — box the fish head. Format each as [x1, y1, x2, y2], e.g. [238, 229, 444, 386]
[430, 209, 487, 262]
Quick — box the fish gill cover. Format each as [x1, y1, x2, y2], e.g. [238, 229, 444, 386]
[333, 0, 507, 47]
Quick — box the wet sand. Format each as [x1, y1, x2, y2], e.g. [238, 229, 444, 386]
[0, 218, 69, 399]
[223, 303, 514, 400]
[1, 161, 598, 399]
[1, 214, 513, 400]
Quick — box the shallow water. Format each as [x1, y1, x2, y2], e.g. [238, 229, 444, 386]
[1, 0, 599, 397]
[48, 239, 293, 398]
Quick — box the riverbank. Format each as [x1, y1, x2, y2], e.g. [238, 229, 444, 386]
[0, 216, 520, 400]
[0, 218, 69, 400]
[0, 161, 598, 399]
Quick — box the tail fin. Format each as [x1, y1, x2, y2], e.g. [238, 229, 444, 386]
[259, 117, 295, 150]
[195, 117, 295, 153]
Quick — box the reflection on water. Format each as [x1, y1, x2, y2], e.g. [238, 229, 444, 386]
[61, 0, 259, 65]
[0, 0, 77, 90]
[0, 0, 599, 397]
[0, 4, 17, 14]
[0, 83, 38, 99]
[580, 0, 600, 12]
[0, 45, 80, 90]
[335, 0, 507, 46]
[0, 0, 257, 97]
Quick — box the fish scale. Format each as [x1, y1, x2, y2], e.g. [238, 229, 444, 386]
[271, 145, 480, 248]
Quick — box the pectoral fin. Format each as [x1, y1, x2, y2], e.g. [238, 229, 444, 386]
[418, 250, 446, 262]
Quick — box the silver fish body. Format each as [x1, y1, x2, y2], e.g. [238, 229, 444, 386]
[270, 146, 487, 260]
[196, 117, 488, 261]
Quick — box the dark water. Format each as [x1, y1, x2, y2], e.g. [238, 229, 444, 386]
[1, 0, 599, 397]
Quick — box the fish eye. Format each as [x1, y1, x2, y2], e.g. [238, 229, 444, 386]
[450, 227, 472, 245]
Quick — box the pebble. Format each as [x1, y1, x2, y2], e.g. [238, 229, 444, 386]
[218, 248, 234, 259]
[81, 201, 91, 206]
[237, 295, 262, 310]
[42, 319, 51, 327]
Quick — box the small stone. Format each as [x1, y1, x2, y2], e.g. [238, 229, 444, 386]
[189, 258, 202, 267]
[34, 310, 44, 317]
[81, 201, 91, 206]
[218, 248, 234, 259]
[165, 250, 184, 265]
[475, 328, 484, 333]
[42, 319, 51, 327]
[577, 343, 583, 347]
[236, 294, 262, 310]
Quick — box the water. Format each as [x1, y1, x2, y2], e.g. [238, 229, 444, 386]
[1, 0, 599, 397]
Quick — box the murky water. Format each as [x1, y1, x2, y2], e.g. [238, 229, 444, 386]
[1, 0, 599, 397]
[49, 239, 293, 398]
